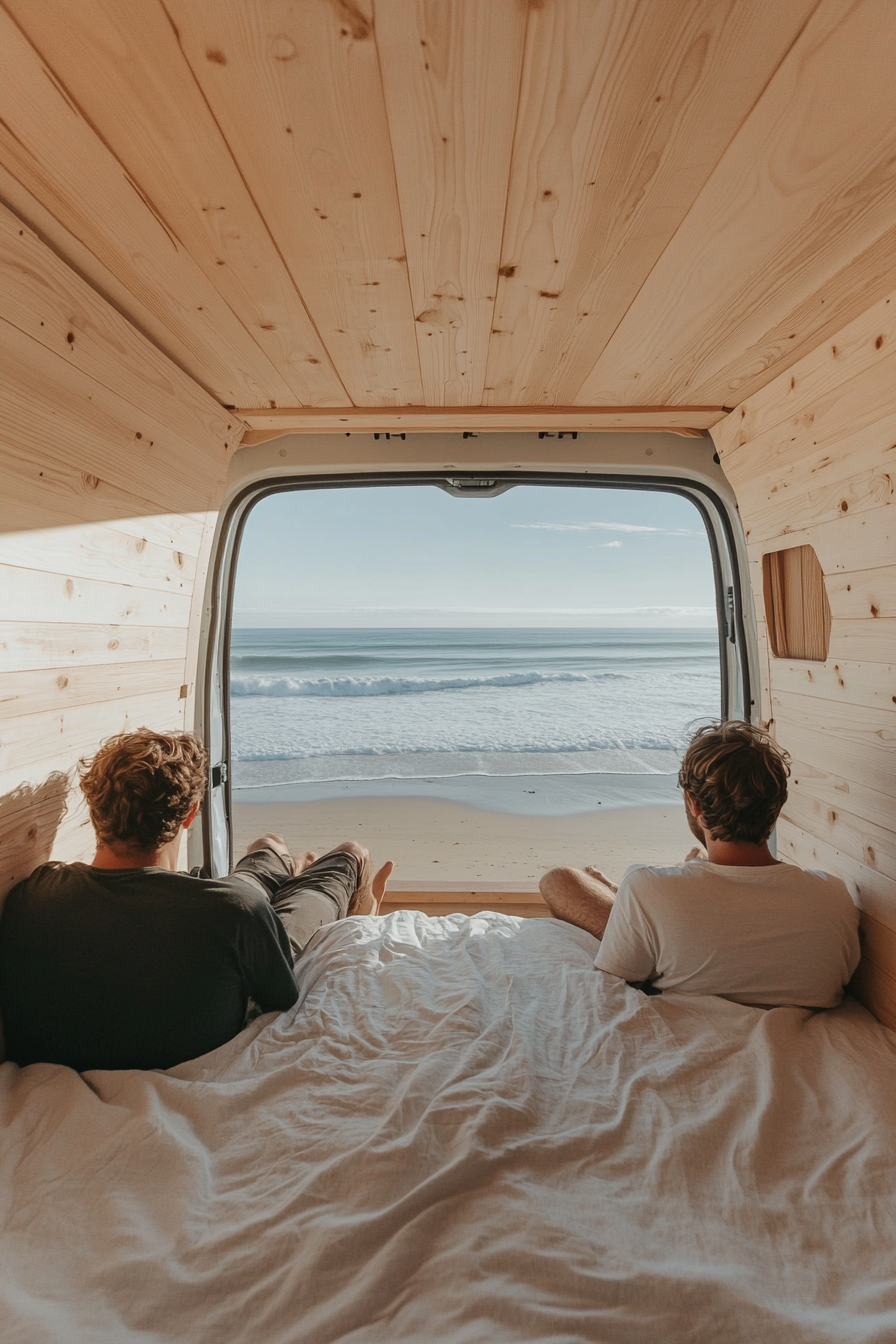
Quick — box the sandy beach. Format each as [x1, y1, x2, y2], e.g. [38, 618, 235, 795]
[232, 795, 694, 888]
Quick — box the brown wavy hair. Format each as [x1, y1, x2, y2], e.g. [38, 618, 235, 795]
[678, 720, 790, 845]
[79, 729, 208, 851]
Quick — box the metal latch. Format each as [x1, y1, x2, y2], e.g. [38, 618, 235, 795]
[211, 762, 228, 787]
[726, 587, 736, 644]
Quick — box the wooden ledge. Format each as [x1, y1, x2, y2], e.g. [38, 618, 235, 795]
[380, 880, 550, 919]
[236, 405, 722, 445]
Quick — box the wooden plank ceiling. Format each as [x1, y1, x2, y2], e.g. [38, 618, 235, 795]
[1, 0, 894, 434]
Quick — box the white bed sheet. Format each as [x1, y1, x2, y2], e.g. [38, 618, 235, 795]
[1, 911, 895, 1344]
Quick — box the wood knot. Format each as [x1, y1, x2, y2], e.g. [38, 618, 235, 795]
[56, 675, 69, 689]
[271, 35, 297, 60]
[174, 551, 184, 568]
[83, 473, 100, 491]
[840, 499, 848, 511]
[875, 335, 884, 349]
[135, 538, 147, 553]
[206, 48, 227, 64]
[66, 331, 75, 344]
[498, 264, 516, 278]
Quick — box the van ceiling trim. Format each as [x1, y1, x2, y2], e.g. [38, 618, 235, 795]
[236, 406, 724, 445]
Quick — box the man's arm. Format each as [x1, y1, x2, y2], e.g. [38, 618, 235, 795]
[538, 866, 618, 940]
[236, 901, 300, 1013]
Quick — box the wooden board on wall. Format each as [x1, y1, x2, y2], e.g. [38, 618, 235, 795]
[0, 187, 230, 888]
[713, 288, 896, 1029]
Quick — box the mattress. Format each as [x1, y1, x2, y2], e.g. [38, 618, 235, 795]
[1, 910, 894, 1344]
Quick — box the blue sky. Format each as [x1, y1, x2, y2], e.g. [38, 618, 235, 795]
[232, 483, 717, 628]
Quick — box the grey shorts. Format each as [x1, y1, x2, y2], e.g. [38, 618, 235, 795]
[233, 848, 360, 960]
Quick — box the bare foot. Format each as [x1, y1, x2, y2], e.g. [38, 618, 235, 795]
[584, 866, 618, 894]
[350, 860, 394, 916]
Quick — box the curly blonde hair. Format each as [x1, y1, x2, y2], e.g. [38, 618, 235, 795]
[678, 720, 790, 845]
[79, 729, 208, 851]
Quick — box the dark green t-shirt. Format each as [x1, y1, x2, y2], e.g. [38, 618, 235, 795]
[0, 862, 299, 1072]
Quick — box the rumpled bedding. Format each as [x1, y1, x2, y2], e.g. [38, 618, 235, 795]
[1, 911, 894, 1344]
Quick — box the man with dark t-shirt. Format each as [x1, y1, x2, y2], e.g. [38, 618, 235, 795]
[0, 730, 393, 1072]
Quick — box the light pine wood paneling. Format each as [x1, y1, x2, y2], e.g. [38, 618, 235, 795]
[1, 0, 891, 418]
[484, 0, 818, 406]
[0, 660, 188, 720]
[0, 439, 210, 548]
[0, 206, 240, 452]
[711, 293, 895, 460]
[787, 758, 896, 839]
[0, 215, 229, 889]
[0, 525, 194, 596]
[0, 324, 230, 514]
[0, 785, 92, 897]
[0, 8, 295, 407]
[781, 790, 896, 885]
[849, 913, 896, 1032]
[714, 293, 896, 1027]
[4, 0, 348, 409]
[0, 691, 190, 797]
[0, 565, 194, 628]
[767, 659, 896, 713]
[166, 0, 423, 406]
[683, 225, 896, 407]
[374, 0, 526, 406]
[579, 0, 896, 407]
[0, 622, 190, 673]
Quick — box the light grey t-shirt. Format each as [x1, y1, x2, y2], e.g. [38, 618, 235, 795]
[595, 860, 860, 1008]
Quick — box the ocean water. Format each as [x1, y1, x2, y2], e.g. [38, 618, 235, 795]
[230, 629, 720, 795]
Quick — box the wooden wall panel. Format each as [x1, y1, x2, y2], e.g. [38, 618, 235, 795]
[713, 291, 896, 1028]
[0, 212, 229, 894]
[580, 0, 896, 407]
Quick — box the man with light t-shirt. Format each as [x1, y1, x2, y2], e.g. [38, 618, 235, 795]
[538, 720, 860, 1009]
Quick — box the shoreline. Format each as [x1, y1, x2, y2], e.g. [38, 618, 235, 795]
[232, 769, 683, 818]
[232, 794, 693, 885]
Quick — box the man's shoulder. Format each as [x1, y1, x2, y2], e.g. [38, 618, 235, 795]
[620, 863, 689, 892]
[4, 862, 269, 914]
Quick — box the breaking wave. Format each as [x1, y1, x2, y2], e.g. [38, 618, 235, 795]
[229, 670, 621, 698]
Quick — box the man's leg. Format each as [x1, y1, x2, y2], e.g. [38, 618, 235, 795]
[234, 836, 392, 959]
[538, 866, 617, 940]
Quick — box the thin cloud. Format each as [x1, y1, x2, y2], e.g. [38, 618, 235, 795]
[512, 522, 698, 535]
[598, 541, 622, 548]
